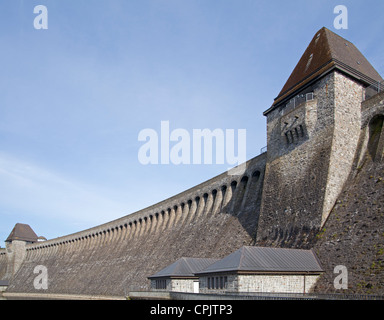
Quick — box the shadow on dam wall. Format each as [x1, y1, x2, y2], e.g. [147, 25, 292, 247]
[1, 154, 266, 296]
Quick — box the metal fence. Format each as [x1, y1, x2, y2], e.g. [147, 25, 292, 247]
[218, 291, 384, 300]
[129, 290, 384, 301]
[364, 80, 384, 101]
[285, 92, 315, 109]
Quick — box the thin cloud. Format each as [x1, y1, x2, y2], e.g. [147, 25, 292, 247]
[0, 153, 127, 226]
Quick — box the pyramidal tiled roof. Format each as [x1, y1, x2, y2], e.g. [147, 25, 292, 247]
[266, 27, 383, 114]
[148, 257, 219, 279]
[195, 246, 323, 274]
[6, 223, 38, 243]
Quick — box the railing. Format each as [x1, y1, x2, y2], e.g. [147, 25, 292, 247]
[176, 291, 384, 300]
[260, 146, 267, 154]
[285, 92, 314, 109]
[220, 291, 384, 300]
[364, 80, 384, 101]
[136, 289, 384, 300]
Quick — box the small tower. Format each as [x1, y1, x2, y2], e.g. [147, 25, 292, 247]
[257, 27, 383, 247]
[5, 223, 38, 278]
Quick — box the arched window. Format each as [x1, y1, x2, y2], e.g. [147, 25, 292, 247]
[368, 115, 384, 161]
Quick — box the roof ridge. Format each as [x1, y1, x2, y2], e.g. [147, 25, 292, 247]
[238, 246, 247, 270]
[182, 257, 194, 274]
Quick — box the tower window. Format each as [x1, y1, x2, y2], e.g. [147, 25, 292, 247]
[284, 124, 306, 145]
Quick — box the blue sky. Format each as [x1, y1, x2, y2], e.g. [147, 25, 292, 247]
[0, 0, 383, 246]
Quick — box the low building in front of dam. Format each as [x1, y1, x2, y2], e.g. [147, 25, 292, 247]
[149, 246, 323, 294]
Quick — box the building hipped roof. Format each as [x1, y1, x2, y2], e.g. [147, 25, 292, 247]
[264, 27, 383, 115]
[5, 223, 38, 243]
[195, 246, 323, 275]
[148, 257, 220, 279]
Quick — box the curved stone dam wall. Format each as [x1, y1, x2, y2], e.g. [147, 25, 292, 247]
[2, 28, 383, 297]
[3, 155, 266, 296]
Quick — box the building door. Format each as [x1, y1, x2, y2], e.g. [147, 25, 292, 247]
[193, 281, 199, 293]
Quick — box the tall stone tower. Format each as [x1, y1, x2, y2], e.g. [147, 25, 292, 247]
[257, 27, 383, 248]
[4, 223, 38, 279]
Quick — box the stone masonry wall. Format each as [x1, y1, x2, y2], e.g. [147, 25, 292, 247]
[257, 71, 365, 248]
[0, 250, 7, 280]
[2, 76, 383, 297]
[322, 72, 364, 225]
[313, 91, 384, 295]
[237, 274, 319, 293]
[150, 279, 196, 293]
[199, 274, 237, 294]
[198, 273, 319, 294]
[171, 279, 196, 293]
[4, 241, 27, 281]
[257, 72, 336, 248]
[3, 154, 266, 296]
